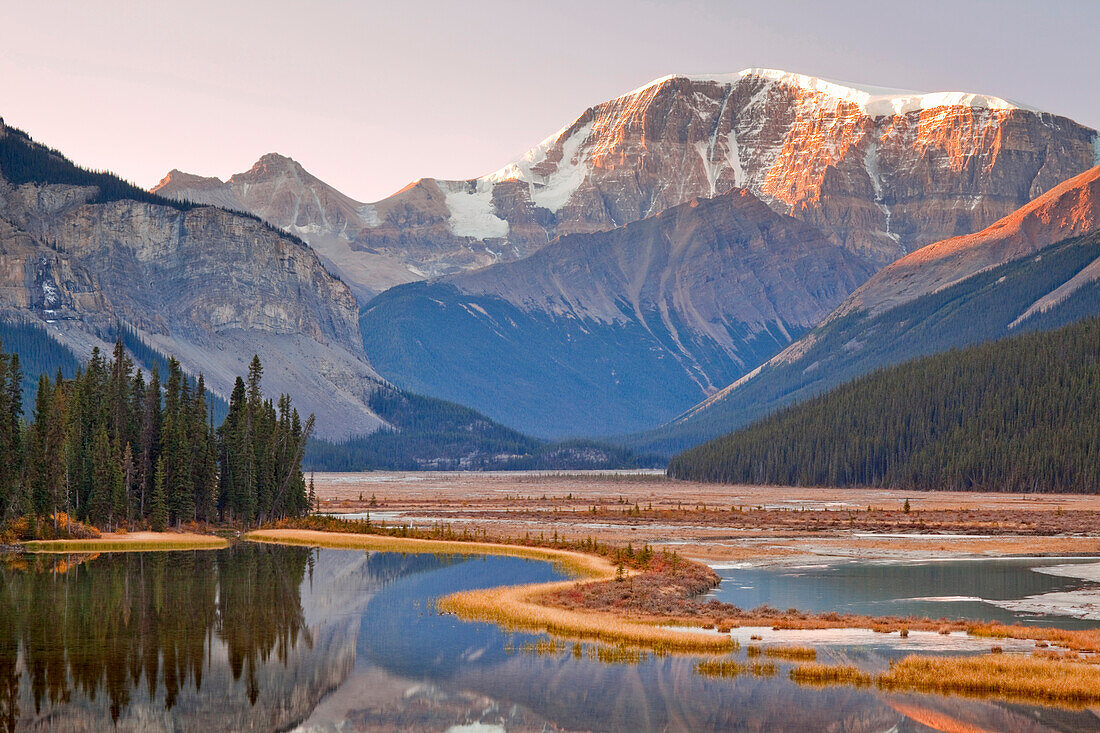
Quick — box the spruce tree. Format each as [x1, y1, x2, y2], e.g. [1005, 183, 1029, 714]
[87, 423, 113, 528]
[150, 455, 168, 532]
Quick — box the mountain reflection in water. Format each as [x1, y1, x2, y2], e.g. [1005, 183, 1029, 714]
[3, 545, 1100, 732]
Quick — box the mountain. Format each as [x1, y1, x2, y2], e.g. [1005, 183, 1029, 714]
[156, 68, 1098, 301]
[638, 165, 1100, 455]
[835, 163, 1100, 317]
[152, 155, 410, 301]
[667, 315, 1100, 493]
[304, 387, 659, 471]
[358, 69, 1096, 268]
[360, 188, 877, 437]
[0, 119, 658, 467]
[0, 119, 388, 439]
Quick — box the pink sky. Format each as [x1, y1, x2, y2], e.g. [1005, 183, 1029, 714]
[2, 0, 1096, 203]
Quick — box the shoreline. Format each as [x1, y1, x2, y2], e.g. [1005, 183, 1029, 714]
[12, 522, 1100, 705]
[246, 528, 1100, 658]
[308, 471, 1100, 565]
[247, 528, 734, 653]
[22, 531, 230, 553]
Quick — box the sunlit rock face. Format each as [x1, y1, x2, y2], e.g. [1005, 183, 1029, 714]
[0, 122, 389, 439]
[156, 69, 1098, 299]
[834, 163, 1100, 318]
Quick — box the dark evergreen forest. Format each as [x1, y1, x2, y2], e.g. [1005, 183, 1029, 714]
[668, 316, 1100, 493]
[636, 232, 1100, 456]
[0, 338, 311, 534]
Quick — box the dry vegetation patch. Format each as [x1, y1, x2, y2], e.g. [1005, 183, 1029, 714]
[761, 645, 817, 661]
[879, 655, 1100, 704]
[789, 663, 873, 686]
[23, 531, 228, 553]
[695, 659, 777, 678]
[787, 655, 1100, 705]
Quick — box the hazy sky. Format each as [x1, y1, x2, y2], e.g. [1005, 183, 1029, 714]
[3, 1, 1096, 202]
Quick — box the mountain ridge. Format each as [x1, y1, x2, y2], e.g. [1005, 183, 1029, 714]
[154, 68, 1099, 301]
[0, 119, 390, 439]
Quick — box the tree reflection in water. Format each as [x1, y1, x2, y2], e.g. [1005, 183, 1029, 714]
[0, 544, 310, 729]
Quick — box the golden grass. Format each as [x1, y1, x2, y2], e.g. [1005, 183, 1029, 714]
[439, 581, 735, 653]
[967, 622, 1100, 654]
[788, 663, 872, 686]
[878, 654, 1100, 704]
[245, 528, 609, 578]
[245, 529, 1100, 664]
[24, 532, 228, 553]
[249, 528, 735, 653]
[761, 645, 817, 661]
[695, 659, 777, 678]
[791, 655, 1100, 705]
[591, 644, 651, 664]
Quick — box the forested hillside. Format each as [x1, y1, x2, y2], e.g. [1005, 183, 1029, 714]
[0, 321, 82, 399]
[668, 316, 1100, 493]
[305, 388, 659, 471]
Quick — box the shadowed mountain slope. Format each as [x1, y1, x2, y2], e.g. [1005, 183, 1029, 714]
[360, 189, 876, 437]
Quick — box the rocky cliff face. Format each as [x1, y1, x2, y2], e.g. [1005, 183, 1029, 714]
[158, 69, 1098, 300]
[0, 122, 388, 439]
[836, 164, 1100, 318]
[153, 155, 408, 300]
[360, 189, 877, 437]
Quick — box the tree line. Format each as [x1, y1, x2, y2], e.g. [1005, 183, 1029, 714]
[0, 338, 312, 533]
[0, 546, 311, 724]
[668, 316, 1100, 493]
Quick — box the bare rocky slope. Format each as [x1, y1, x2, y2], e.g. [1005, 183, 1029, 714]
[633, 165, 1100, 455]
[153, 155, 408, 300]
[0, 120, 389, 439]
[155, 69, 1098, 301]
[360, 189, 877, 437]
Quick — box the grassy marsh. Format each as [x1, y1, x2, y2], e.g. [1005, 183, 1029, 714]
[792, 654, 1100, 705]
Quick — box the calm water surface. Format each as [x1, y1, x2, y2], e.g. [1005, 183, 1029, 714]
[2, 545, 1099, 732]
[710, 557, 1100, 629]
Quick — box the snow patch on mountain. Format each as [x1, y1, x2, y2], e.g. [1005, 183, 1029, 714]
[620, 68, 1035, 118]
[726, 128, 745, 188]
[528, 122, 593, 212]
[443, 181, 509, 239]
[357, 203, 381, 227]
[487, 122, 594, 213]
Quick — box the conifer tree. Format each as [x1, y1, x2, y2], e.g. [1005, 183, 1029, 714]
[150, 455, 168, 532]
[88, 423, 113, 527]
[2, 339, 313, 531]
